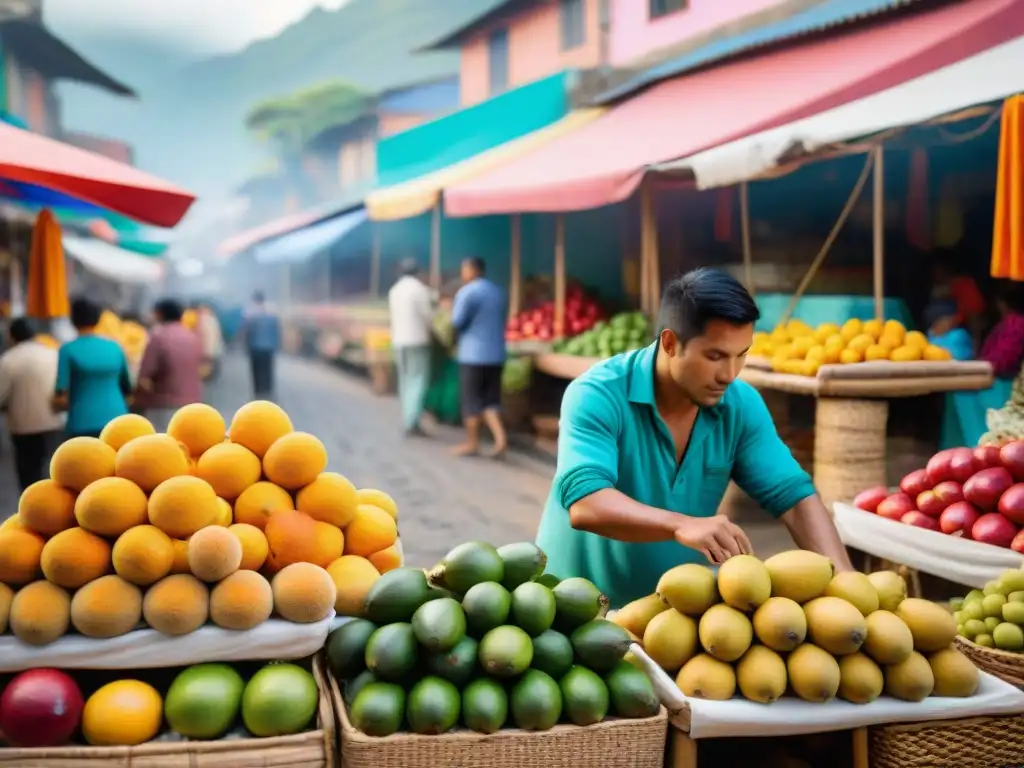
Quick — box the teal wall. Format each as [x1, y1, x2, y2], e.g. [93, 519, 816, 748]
[373, 206, 632, 310]
[375, 71, 574, 188]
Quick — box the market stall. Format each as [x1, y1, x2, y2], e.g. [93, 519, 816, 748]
[610, 551, 1024, 768]
[0, 399, 408, 764]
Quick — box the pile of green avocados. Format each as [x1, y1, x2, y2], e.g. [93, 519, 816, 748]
[325, 540, 661, 737]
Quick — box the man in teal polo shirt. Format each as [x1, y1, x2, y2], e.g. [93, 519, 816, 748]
[536, 268, 854, 608]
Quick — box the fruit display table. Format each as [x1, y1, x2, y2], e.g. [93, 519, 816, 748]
[740, 357, 994, 510]
[610, 548, 1024, 768]
[833, 502, 1024, 590]
[0, 400, 405, 764]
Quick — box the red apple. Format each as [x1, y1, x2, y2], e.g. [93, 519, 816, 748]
[974, 444, 1002, 470]
[939, 501, 982, 537]
[0, 668, 83, 747]
[902, 510, 940, 531]
[926, 449, 956, 486]
[998, 483, 1024, 525]
[1011, 528, 1024, 555]
[916, 490, 947, 518]
[877, 492, 916, 522]
[853, 486, 889, 513]
[900, 469, 932, 498]
[963, 467, 1014, 511]
[971, 513, 1019, 548]
[1001, 440, 1024, 481]
[948, 448, 978, 483]
[932, 480, 964, 507]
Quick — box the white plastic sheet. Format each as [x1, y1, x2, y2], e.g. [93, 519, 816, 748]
[629, 644, 1024, 739]
[833, 502, 1024, 588]
[0, 616, 333, 673]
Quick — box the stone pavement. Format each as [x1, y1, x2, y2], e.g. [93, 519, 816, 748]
[0, 352, 795, 568]
[206, 354, 553, 569]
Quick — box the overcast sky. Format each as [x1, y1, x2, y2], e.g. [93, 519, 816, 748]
[46, 0, 352, 55]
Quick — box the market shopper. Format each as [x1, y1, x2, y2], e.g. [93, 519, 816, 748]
[197, 302, 224, 382]
[241, 291, 281, 400]
[0, 318, 65, 490]
[388, 259, 435, 437]
[536, 268, 854, 608]
[53, 297, 132, 440]
[450, 257, 508, 458]
[135, 298, 205, 432]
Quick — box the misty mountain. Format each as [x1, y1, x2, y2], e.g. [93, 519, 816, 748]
[51, 0, 499, 221]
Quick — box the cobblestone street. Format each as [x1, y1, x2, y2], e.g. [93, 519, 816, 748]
[0, 352, 794, 568]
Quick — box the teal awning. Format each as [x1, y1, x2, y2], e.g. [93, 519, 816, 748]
[375, 70, 574, 188]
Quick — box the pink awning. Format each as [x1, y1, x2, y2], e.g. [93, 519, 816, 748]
[0, 122, 195, 228]
[445, 0, 1024, 217]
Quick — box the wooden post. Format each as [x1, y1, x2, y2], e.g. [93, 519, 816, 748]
[369, 225, 380, 297]
[554, 214, 566, 339]
[872, 144, 885, 321]
[509, 214, 522, 318]
[430, 201, 442, 290]
[639, 196, 650, 316]
[739, 182, 755, 297]
[640, 181, 661, 319]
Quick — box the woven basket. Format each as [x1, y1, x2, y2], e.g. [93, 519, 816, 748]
[0, 655, 336, 768]
[330, 668, 667, 768]
[954, 636, 1024, 689]
[869, 714, 1024, 768]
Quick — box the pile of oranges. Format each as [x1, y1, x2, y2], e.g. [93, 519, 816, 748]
[0, 401, 402, 646]
[752, 318, 953, 377]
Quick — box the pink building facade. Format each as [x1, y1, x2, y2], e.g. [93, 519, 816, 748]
[457, 0, 603, 106]
[451, 0, 794, 106]
[609, 0, 789, 66]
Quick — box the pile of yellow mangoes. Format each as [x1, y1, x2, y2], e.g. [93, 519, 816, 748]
[752, 318, 953, 377]
[97, 310, 149, 366]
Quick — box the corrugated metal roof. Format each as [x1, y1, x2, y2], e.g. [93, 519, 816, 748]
[596, 0, 926, 103]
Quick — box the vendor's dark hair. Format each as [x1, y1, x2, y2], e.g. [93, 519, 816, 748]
[9, 317, 35, 342]
[658, 268, 760, 345]
[464, 256, 486, 275]
[153, 297, 184, 322]
[70, 297, 102, 330]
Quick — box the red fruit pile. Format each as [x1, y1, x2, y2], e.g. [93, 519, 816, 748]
[853, 442, 1024, 552]
[506, 286, 603, 341]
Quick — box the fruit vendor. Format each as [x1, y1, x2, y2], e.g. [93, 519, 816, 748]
[536, 268, 854, 607]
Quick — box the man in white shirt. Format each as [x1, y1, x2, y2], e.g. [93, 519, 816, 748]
[388, 259, 435, 437]
[0, 318, 65, 490]
[197, 302, 224, 382]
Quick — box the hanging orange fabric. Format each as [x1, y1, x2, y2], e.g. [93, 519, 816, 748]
[25, 209, 70, 319]
[991, 94, 1024, 281]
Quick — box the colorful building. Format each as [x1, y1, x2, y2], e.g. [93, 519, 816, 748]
[0, 0, 134, 141]
[422, 0, 819, 106]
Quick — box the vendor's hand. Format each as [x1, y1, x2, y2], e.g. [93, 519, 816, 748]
[674, 515, 753, 564]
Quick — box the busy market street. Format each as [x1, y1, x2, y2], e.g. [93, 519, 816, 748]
[3, 0, 1024, 766]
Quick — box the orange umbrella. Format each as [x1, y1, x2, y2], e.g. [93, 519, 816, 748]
[25, 209, 70, 319]
[991, 94, 1024, 281]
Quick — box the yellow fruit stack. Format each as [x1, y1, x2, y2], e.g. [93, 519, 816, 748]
[96, 309, 149, 366]
[0, 401, 402, 647]
[614, 552, 980, 704]
[751, 318, 953, 377]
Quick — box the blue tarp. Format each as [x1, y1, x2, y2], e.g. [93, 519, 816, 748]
[254, 207, 368, 265]
[597, 0, 923, 103]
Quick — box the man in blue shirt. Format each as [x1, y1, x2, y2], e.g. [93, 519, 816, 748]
[451, 257, 508, 458]
[241, 291, 281, 400]
[536, 268, 853, 607]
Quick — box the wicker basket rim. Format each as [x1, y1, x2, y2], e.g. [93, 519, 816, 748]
[329, 663, 667, 745]
[0, 653, 336, 765]
[955, 635, 1024, 664]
